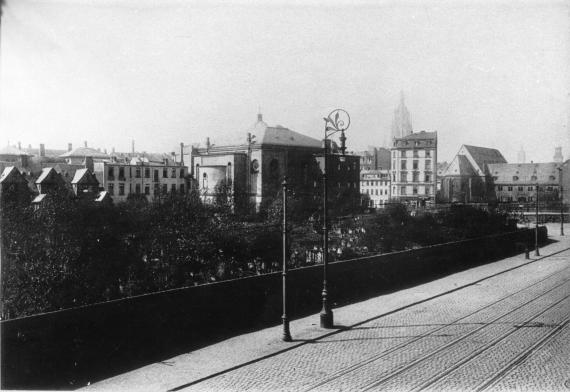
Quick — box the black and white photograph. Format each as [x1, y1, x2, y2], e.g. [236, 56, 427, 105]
[0, 0, 569, 390]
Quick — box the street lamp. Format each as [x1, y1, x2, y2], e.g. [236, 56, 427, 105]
[558, 166, 564, 236]
[535, 183, 540, 256]
[281, 178, 292, 341]
[320, 109, 350, 329]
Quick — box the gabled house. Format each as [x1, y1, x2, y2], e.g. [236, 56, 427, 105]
[0, 166, 31, 205]
[71, 168, 100, 198]
[35, 167, 66, 195]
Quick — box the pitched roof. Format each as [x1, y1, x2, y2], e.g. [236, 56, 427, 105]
[59, 147, 109, 159]
[398, 131, 437, 140]
[442, 155, 477, 177]
[36, 167, 64, 185]
[208, 114, 322, 149]
[461, 145, 506, 174]
[95, 191, 110, 202]
[32, 193, 48, 203]
[488, 162, 560, 184]
[71, 168, 99, 185]
[0, 145, 32, 156]
[0, 166, 26, 184]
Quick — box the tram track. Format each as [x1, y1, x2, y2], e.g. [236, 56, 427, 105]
[303, 262, 570, 391]
[356, 282, 570, 391]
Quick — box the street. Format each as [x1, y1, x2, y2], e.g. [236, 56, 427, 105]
[87, 224, 570, 392]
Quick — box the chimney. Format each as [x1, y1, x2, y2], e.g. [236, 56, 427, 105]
[28, 144, 32, 149]
[112, 147, 115, 154]
[180, 142, 184, 166]
[257, 113, 263, 122]
[40, 143, 45, 157]
[84, 141, 88, 148]
[18, 141, 21, 150]
[104, 148, 107, 154]
[132, 140, 135, 154]
[68, 143, 72, 152]
[84, 156, 94, 172]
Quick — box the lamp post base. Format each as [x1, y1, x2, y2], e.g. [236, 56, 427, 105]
[282, 316, 292, 342]
[320, 309, 334, 329]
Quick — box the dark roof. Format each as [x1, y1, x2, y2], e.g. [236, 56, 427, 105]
[393, 131, 437, 149]
[399, 131, 437, 140]
[488, 162, 560, 184]
[462, 145, 506, 173]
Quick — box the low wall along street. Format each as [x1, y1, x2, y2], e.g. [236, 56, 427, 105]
[1, 227, 547, 389]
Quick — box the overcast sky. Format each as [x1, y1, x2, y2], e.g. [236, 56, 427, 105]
[1, 0, 568, 162]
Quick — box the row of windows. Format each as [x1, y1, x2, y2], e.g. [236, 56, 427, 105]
[108, 166, 185, 180]
[393, 173, 433, 182]
[497, 185, 556, 192]
[395, 159, 432, 170]
[313, 181, 358, 189]
[393, 186, 432, 195]
[108, 183, 185, 196]
[362, 180, 389, 186]
[392, 150, 433, 158]
[364, 189, 388, 196]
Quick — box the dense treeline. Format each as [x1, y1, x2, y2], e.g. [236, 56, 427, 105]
[1, 187, 283, 319]
[1, 183, 511, 319]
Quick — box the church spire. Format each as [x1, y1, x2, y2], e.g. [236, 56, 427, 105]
[391, 91, 413, 140]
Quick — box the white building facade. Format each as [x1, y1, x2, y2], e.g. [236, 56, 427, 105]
[360, 169, 390, 208]
[391, 131, 438, 206]
[94, 161, 188, 203]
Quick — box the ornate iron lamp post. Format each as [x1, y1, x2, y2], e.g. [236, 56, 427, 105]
[558, 166, 564, 236]
[281, 178, 292, 341]
[320, 109, 350, 329]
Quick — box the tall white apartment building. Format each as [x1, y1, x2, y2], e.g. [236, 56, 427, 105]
[391, 131, 437, 206]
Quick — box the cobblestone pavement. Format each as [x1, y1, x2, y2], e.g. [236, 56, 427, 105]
[86, 226, 570, 392]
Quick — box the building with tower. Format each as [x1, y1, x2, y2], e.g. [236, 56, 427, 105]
[189, 113, 360, 212]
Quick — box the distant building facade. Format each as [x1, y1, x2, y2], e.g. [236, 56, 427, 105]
[360, 169, 391, 208]
[93, 160, 188, 203]
[390, 131, 437, 205]
[356, 147, 391, 171]
[489, 162, 561, 204]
